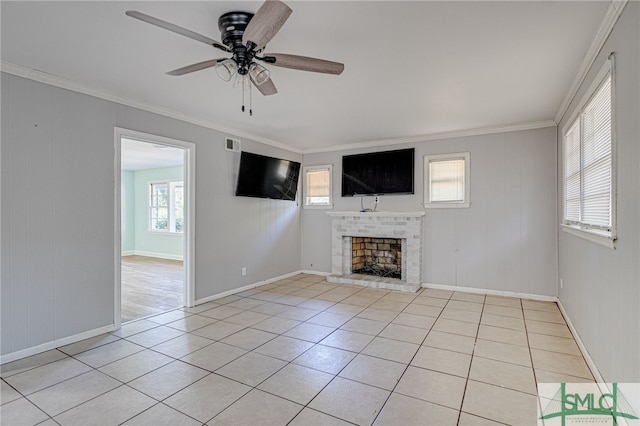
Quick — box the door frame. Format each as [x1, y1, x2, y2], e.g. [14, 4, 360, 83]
[114, 127, 196, 328]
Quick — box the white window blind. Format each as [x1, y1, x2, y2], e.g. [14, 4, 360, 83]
[562, 60, 614, 239]
[424, 152, 470, 208]
[581, 76, 612, 229]
[564, 121, 581, 223]
[429, 159, 465, 203]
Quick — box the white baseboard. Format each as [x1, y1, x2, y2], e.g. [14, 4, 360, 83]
[556, 300, 605, 383]
[1, 324, 118, 365]
[299, 270, 331, 276]
[194, 270, 305, 305]
[422, 282, 558, 302]
[128, 250, 183, 261]
[121, 250, 135, 256]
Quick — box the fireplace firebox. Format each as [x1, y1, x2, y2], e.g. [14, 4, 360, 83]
[351, 237, 402, 279]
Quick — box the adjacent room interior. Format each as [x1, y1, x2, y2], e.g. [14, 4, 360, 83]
[120, 138, 186, 323]
[1, 0, 638, 425]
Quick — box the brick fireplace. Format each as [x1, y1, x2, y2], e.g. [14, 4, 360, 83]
[327, 211, 425, 292]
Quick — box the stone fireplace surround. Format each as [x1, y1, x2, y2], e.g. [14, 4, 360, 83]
[327, 211, 425, 292]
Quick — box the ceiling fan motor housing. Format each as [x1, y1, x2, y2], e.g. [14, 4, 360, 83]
[218, 11, 254, 73]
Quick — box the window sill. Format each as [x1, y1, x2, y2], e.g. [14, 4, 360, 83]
[148, 230, 184, 236]
[424, 202, 470, 209]
[304, 204, 333, 210]
[561, 224, 616, 249]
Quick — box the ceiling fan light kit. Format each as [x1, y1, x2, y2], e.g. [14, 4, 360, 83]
[215, 59, 238, 82]
[126, 0, 344, 115]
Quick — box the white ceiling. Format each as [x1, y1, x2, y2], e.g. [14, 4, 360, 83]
[1, 1, 611, 152]
[121, 138, 184, 171]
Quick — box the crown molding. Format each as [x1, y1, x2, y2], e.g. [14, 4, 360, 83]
[2, 62, 557, 157]
[301, 120, 557, 154]
[0, 62, 303, 155]
[554, 0, 628, 124]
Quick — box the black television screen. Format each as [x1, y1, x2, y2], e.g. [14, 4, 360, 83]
[342, 148, 415, 196]
[235, 151, 301, 201]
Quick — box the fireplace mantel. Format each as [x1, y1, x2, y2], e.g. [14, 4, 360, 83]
[327, 211, 425, 218]
[327, 211, 425, 292]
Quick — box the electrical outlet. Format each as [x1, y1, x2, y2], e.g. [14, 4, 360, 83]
[560, 278, 563, 289]
[374, 196, 380, 203]
[242, 267, 247, 276]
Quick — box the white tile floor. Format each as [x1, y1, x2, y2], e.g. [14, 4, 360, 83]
[1, 274, 595, 425]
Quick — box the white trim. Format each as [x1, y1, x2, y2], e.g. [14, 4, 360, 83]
[121, 250, 135, 257]
[194, 270, 304, 305]
[557, 300, 606, 383]
[304, 204, 334, 210]
[303, 164, 333, 210]
[115, 127, 197, 327]
[560, 58, 616, 243]
[0, 324, 117, 365]
[1, 62, 301, 155]
[561, 59, 613, 135]
[423, 202, 470, 209]
[554, 0, 627, 123]
[421, 282, 558, 302]
[303, 121, 556, 154]
[114, 136, 123, 329]
[561, 224, 616, 249]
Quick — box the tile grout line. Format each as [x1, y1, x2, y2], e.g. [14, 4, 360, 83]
[368, 288, 453, 425]
[455, 293, 486, 426]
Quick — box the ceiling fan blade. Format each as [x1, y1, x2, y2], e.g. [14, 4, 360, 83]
[242, 0, 292, 50]
[125, 11, 227, 51]
[251, 75, 278, 96]
[166, 58, 227, 76]
[266, 53, 344, 75]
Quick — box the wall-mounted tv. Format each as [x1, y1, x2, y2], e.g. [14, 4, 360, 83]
[235, 151, 301, 201]
[342, 148, 415, 197]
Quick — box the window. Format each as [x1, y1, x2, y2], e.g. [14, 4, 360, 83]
[303, 165, 332, 209]
[424, 152, 470, 208]
[149, 180, 184, 233]
[562, 57, 615, 245]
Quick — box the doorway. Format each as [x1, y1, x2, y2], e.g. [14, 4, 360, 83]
[114, 128, 196, 327]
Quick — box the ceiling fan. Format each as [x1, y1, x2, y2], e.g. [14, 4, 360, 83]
[126, 0, 344, 115]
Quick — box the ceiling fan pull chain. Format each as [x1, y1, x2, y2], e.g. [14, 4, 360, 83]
[242, 77, 245, 112]
[250, 79, 253, 116]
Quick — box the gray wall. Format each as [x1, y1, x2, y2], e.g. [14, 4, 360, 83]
[302, 126, 558, 297]
[121, 170, 135, 253]
[1, 73, 302, 357]
[557, 2, 639, 383]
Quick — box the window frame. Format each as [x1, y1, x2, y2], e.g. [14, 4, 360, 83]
[303, 164, 333, 209]
[423, 152, 470, 209]
[148, 179, 184, 234]
[561, 56, 616, 249]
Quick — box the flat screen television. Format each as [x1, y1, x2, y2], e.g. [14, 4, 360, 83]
[235, 151, 301, 201]
[342, 148, 415, 197]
